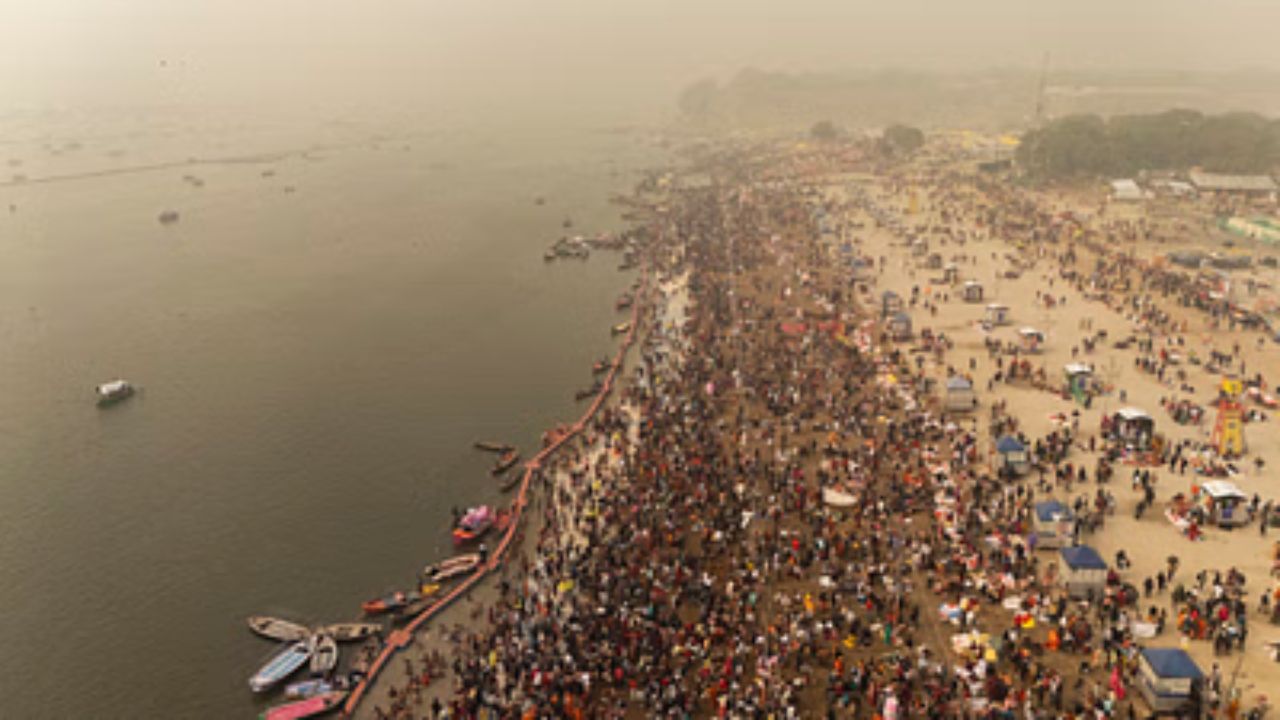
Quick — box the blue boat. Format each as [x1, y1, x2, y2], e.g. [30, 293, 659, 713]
[250, 640, 312, 693]
[284, 678, 333, 700]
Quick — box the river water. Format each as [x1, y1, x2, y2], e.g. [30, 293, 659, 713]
[0, 107, 660, 717]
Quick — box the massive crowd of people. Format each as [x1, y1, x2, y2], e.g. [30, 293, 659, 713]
[363, 143, 1279, 720]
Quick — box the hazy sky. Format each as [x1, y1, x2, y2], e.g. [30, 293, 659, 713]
[3, 0, 1279, 115]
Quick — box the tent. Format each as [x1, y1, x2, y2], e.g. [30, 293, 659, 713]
[1063, 363, 1093, 405]
[943, 264, 960, 284]
[887, 311, 912, 340]
[963, 281, 984, 303]
[1137, 647, 1202, 713]
[944, 376, 977, 412]
[881, 290, 904, 318]
[995, 436, 1030, 476]
[1018, 327, 1045, 353]
[984, 303, 1010, 326]
[1110, 407, 1154, 449]
[1059, 545, 1107, 599]
[1110, 178, 1147, 202]
[1032, 500, 1075, 549]
[1199, 479, 1251, 527]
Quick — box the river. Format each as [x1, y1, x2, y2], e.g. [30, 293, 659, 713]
[0, 106, 662, 717]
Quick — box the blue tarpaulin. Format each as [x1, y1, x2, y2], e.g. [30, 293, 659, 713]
[1140, 648, 1203, 679]
[1060, 545, 1107, 571]
[995, 436, 1025, 454]
[1035, 500, 1072, 522]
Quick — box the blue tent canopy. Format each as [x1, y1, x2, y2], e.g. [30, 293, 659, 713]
[1140, 648, 1203, 680]
[995, 436, 1025, 453]
[1060, 545, 1107, 571]
[1035, 500, 1073, 522]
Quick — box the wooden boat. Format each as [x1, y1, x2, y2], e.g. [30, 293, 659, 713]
[541, 426, 570, 447]
[248, 616, 311, 642]
[422, 554, 481, 583]
[96, 379, 135, 406]
[392, 585, 440, 622]
[315, 622, 380, 643]
[499, 470, 523, 493]
[249, 640, 312, 692]
[259, 691, 346, 720]
[591, 358, 610, 374]
[490, 449, 520, 475]
[616, 294, 634, 310]
[361, 591, 415, 615]
[611, 322, 631, 336]
[473, 440, 513, 453]
[309, 634, 338, 675]
[575, 382, 602, 401]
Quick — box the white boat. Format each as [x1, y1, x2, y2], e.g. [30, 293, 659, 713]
[421, 554, 481, 584]
[309, 634, 338, 675]
[95, 379, 135, 406]
[249, 640, 312, 692]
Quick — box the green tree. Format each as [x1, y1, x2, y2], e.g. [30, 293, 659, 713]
[811, 120, 840, 141]
[882, 124, 925, 155]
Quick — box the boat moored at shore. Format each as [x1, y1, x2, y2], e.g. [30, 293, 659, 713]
[249, 640, 312, 693]
[247, 616, 311, 643]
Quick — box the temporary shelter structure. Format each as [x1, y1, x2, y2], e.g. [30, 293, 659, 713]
[1032, 500, 1075, 549]
[1199, 480, 1251, 527]
[1110, 407, 1155, 449]
[1059, 545, 1107, 599]
[984, 303, 1010, 326]
[1136, 648, 1202, 714]
[1018, 327, 1045, 353]
[1063, 363, 1093, 404]
[962, 281, 984, 303]
[887, 311, 913, 340]
[995, 435, 1030, 476]
[944, 376, 977, 412]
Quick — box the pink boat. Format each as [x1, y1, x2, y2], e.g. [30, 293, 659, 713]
[452, 505, 509, 544]
[260, 691, 346, 720]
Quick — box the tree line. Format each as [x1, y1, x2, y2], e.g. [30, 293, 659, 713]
[1016, 109, 1280, 179]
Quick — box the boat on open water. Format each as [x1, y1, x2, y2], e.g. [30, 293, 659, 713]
[95, 379, 135, 406]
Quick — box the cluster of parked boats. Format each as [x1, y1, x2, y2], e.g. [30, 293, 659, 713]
[244, 484, 510, 715]
[542, 230, 641, 266]
[246, 617, 381, 718]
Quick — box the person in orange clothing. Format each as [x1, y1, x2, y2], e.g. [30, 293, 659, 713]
[1046, 628, 1061, 651]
